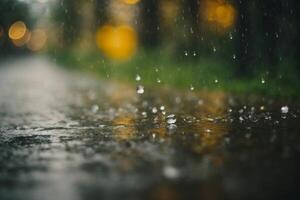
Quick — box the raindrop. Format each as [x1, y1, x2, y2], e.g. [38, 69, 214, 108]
[193, 51, 196, 56]
[198, 99, 204, 105]
[152, 133, 156, 139]
[167, 114, 175, 118]
[205, 129, 212, 133]
[152, 107, 158, 114]
[214, 79, 219, 83]
[213, 47, 217, 52]
[136, 85, 144, 94]
[281, 106, 289, 114]
[167, 124, 177, 130]
[135, 74, 141, 81]
[184, 51, 188, 56]
[157, 78, 161, 83]
[163, 165, 179, 179]
[160, 106, 165, 111]
[167, 118, 177, 124]
[233, 54, 236, 60]
[190, 85, 194, 91]
[261, 78, 265, 84]
[91, 104, 99, 113]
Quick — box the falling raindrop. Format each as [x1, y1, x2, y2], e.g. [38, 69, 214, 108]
[136, 85, 144, 94]
[135, 74, 141, 81]
[163, 165, 180, 179]
[91, 104, 99, 113]
[229, 32, 233, 40]
[233, 54, 236, 59]
[184, 51, 188, 56]
[190, 85, 194, 91]
[160, 106, 165, 111]
[167, 118, 177, 124]
[152, 107, 158, 114]
[281, 106, 289, 114]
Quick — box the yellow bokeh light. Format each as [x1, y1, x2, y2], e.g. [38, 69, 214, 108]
[201, 0, 236, 32]
[11, 30, 31, 47]
[27, 29, 48, 51]
[9, 21, 27, 40]
[121, 0, 140, 5]
[95, 24, 138, 60]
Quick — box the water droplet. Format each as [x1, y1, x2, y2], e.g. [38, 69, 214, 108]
[157, 78, 161, 83]
[135, 74, 141, 81]
[193, 51, 196, 56]
[163, 165, 179, 179]
[141, 111, 147, 117]
[261, 78, 265, 84]
[167, 114, 175, 118]
[167, 118, 176, 124]
[281, 106, 289, 114]
[184, 51, 188, 56]
[233, 54, 236, 59]
[91, 104, 99, 113]
[136, 85, 144, 94]
[205, 129, 212, 133]
[213, 47, 217, 52]
[190, 85, 194, 91]
[152, 107, 158, 114]
[160, 105, 165, 111]
[214, 79, 219, 83]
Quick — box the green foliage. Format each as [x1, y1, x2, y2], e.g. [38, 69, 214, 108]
[50, 49, 300, 97]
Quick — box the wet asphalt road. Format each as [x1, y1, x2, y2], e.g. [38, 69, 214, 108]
[0, 57, 300, 200]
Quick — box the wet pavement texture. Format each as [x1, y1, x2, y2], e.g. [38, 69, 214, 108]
[0, 57, 300, 200]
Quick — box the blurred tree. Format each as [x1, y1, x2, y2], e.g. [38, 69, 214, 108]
[0, 0, 31, 55]
[258, 0, 282, 77]
[94, 0, 108, 27]
[52, 0, 80, 48]
[234, 0, 253, 77]
[291, 0, 300, 78]
[180, 0, 201, 53]
[139, 0, 161, 47]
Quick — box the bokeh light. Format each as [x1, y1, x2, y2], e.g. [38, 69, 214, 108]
[201, 0, 236, 32]
[11, 30, 31, 47]
[95, 24, 138, 60]
[8, 21, 27, 40]
[27, 29, 48, 51]
[121, 0, 140, 5]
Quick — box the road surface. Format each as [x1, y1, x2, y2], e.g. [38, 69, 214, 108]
[0, 57, 300, 200]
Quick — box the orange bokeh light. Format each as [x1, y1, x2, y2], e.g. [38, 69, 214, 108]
[121, 0, 140, 5]
[9, 21, 27, 40]
[201, 0, 236, 31]
[27, 29, 48, 51]
[11, 30, 31, 47]
[95, 24, 138, 60]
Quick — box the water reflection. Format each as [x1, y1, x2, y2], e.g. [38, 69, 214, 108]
[1, 58, 300, 200]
